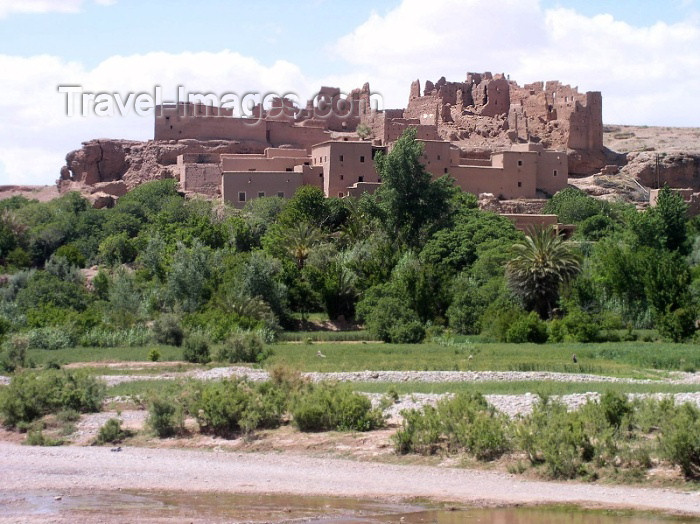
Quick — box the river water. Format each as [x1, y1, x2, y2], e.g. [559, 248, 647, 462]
[1, 490, 697, 523]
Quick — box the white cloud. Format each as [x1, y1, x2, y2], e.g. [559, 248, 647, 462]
[333, 0, 700, 126]
[0, 0, 115, 18]
[0, 50, 320, 185]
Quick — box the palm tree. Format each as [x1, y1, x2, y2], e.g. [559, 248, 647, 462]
[506, 226, 582, 319]
[282, 222, 324, 269]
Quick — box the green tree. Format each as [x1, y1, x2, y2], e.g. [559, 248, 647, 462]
[373, 128, 455, 248]
[506, 227, 582, 319]
[282, 222, 324, 269]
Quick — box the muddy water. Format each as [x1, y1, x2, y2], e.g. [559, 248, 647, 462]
[0, 490, 697, 523]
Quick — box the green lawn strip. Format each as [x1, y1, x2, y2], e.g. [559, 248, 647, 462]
[27, 345, 184, 366]
[107, 379, 184, 398]
[352, 381, 700, 396]
[266, 341, 699, 377]
[278, 330, 376, 342]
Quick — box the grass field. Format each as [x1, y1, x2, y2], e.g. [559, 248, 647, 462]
[26, 345, 184, 366]
[264, 341, 700, 378]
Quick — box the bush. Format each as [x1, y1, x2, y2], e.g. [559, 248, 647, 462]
[182, 334, 211, 364]
[95, 418, 130, 445]
[151, 314, 184, 347]
[148, 348, 161, 362]
[656, 307, 697, 342]
[515, 398, 594, 479]
[0, 370, 104, 428]
[215, 331, 270, 363]
[393, 393, 509, 460]
[193, 379, 285, 436]
[1, 334, 29, 371]
[561, 309, 600, 342]
[364, 296, 425, 344]
[79, 327, 151, 348]
[25, 327, 75, 350]
[147, 397, 183, 438]
[292, 383, 383, 432]
[505, 312, 548, 343]
[658, 402, 700, 479]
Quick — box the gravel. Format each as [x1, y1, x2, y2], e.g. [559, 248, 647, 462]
[1, 442, 699, 517]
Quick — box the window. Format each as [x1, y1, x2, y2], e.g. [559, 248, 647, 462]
[258, 191, 265, 198]
[304, 162, 309, 166]
[517, 182, 522, 187]
[286, 168, 292, 172]
[437, 155, 441, 160]
[360, 156, 365, 163]
[340, 155, 344, 162]
[358, 176, 364, 182]
[444, 168, 448, 174]
[277, 192, 285, 198]
[238, 192, 246, 202]
[517, 160, 523, 166]
[248, 168, 256, 171]
[340, 175, 344, 180]
[553, 169, 558, 176]
[338, 192, 343, 197]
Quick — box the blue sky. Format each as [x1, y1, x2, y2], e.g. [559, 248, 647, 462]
[0, 0, 698, 185]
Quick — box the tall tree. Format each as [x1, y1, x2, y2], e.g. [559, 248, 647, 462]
[506, 226, 582, 319]
[373, 127, 455, 248]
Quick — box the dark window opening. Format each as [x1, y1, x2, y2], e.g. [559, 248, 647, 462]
[517, 160, 523, 166]
[258, 192, 265, 198]
[358, 176, 364, 182]
[238, 192, 246, 202]
[360, 156, 365, 163]
[339, 155, 344, 162]
[286, 168, 292, 172]
[338, 192, 343, 197]
[517, 181, 522, 187]
[304, 162, 309, 166]
[340, 175, 344, 180]
[444, 168, 448, 174]
[553, 169, 558, 176]
[277, 192, 284, 198]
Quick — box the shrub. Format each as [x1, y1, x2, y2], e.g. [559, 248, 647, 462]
[148, 348, 161, 362]
[516, 398, 595, 479]
[505, 312, 548, 343]
[292, 383, 383, 432]
[95, 418, 129, 445]
[562, 309, 600, 342]
[1, 334, 29, 371]
[658, 402, 700, 479]
[599, 390, 631, 429]
[215, 331, 269, 363]
[364, 296, 425, 344]
[151, 314, 184, 347]
[25, 429, 62, 446]
[79, 327, 151, 348]
[182, 333, 211, 364]
[0, 370, 104, 428]
[147, 397, 183, 438]
[193, 379, 285, 436]
[393, 393, 509, 460]
[25, 327, 75, 350]
[656, 307, 697, 342]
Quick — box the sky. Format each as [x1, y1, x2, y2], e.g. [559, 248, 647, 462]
[0, 0, 698, 185]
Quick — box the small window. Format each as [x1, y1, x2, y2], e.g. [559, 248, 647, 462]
[319, 173, 323, 178]
[360, 156, 365, 163]
[358, 176, 364, 182]
[238, 192, 246, 202]
[517, 182, 522, 187]
[444, 168, 448, 174]
[553, 170, 558, 176]
[277, 192, 284, 198]
[170, 125, 173, 130]
[437, 155, 441, 160]
[304, 162, 309, 166]
[517, 160, 523, 166]
[340, 175, 344, 180]
[258, 191, 265, 198]
[338, 192, 343, 197]
[286, 168, 292, 172]
[340, 155, 344, 162]
[248, 168, 256, 171]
